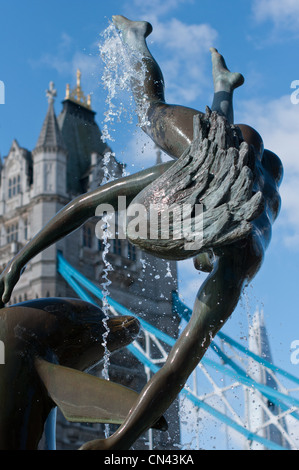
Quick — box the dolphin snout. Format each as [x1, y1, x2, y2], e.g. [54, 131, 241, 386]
[106, 315, 140, 348]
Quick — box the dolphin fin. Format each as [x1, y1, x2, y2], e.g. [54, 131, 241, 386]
[35, 357, 139, 425]
[35, 358, 167, 430]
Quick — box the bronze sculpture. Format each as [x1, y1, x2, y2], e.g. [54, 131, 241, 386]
[0, 297, 145, 450]
[0, 15, 283, 450]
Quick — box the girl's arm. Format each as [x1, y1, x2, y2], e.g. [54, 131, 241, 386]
[0, 162, 173, 305]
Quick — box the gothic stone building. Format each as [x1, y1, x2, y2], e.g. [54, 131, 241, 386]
[0, 73, 181, 449]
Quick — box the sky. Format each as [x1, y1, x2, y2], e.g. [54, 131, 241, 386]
[0, 0, 299, 450]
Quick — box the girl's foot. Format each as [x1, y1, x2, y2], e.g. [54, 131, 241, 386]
[210, 47, 244, 93]
[112, 15, 152, 52]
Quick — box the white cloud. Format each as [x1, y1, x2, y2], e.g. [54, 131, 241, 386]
[253, 0, 299, 30]
[29, 32, 101, 96]
[237, 95, 299, 172]
[124, 0, 195, 21]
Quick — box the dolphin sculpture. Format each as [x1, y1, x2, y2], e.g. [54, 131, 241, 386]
[0, 297, 165, 450]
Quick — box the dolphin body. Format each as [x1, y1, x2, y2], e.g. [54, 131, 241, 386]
[0, 297, 142, 450]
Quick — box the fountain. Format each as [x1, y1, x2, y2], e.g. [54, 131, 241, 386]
[0, 15, 282, 450]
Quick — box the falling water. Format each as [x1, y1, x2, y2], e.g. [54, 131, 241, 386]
[98, 211, 114, 439]
[99, 21, 150, 144]
[99, 149, 116, 386]
[99, 150, 115, 438]
[97, 21, 153, 438]
[100, 217, 113, 372]
[165, 261, 172, 278]
[97, 21, 152, 370]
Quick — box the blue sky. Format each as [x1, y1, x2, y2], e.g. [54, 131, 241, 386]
[1, 0, 299, 449]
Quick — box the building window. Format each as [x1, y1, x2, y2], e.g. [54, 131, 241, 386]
[8, 175, 21, 199]
[83, 225, 92, 248]
[24, 218, 28, 241]
[17, 175, 21, 194]
[127, 242, 136, 261]
[6, 223, 18, 244]
[112, 239, 122, 256]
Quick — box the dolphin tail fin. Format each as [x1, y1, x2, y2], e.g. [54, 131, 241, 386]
[35, 358, 167, 430]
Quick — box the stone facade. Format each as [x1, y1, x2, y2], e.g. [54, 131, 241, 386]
[0, 73, 181, 450]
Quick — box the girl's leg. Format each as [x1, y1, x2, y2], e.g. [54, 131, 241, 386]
[210, 47, 244, 125]
[113, 16, 200, 158]
[80, 238, 263, 450]
[112, 16, 244, 160]
[113, 15, 201, 159]
[112, 16, 165, 104]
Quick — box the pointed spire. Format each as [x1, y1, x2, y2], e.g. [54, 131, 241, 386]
[34, 82, 66, 154]
[46, 81, 57, 104]
[249, 307, 269, 359]
[246, 308, 290, 450]
[251, 307, 265, 331]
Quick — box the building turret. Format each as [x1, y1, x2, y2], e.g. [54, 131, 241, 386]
[32, 82, 67, 198]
